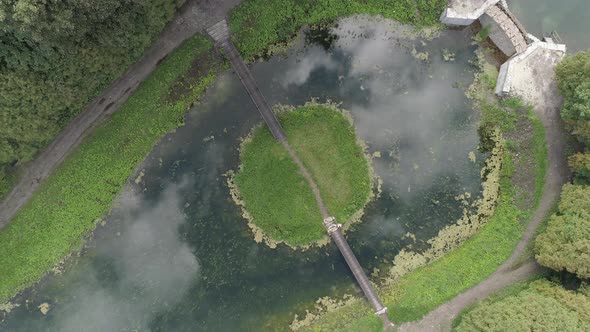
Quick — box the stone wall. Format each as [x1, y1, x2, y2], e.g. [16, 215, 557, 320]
[480, 10, 516, 56]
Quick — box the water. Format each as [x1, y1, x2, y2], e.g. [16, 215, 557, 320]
[1, 16, 482, 331]
[510, 0, 590, 52]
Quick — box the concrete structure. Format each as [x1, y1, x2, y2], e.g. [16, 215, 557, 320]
[207, 19, 394, 331]
[440, 0, 566, 98]
[441, 1, 529, 57]
[480, 4, 528, 56]
[496, 35, 566, 97]
[440, 0, 500, 25]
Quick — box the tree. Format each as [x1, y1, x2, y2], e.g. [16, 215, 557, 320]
[535, 184, 590, 279]
[0, 0, 183, 186]
[456, 280, 590, 332]
[556, 51, 590, 145]
[569, 153, 590, 184]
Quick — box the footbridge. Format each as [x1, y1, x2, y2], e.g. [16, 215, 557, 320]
[206, 20, 286, 141]
[206, 19, 394, 330]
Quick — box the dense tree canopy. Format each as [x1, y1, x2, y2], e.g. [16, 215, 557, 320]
[536, 184, 590, 279]
[456, 280, 590, 332]
[556, 51, 590, 145]
[0, 0, 183, 196]
[569, 152, 590, 184]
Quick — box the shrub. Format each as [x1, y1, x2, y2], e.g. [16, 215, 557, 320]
[569, 152, 590, 184]
[555, 51, 590, 145]
[456, 280, 590, 332]
[0, 0, 182, 183]
[536, 184, 590, 279]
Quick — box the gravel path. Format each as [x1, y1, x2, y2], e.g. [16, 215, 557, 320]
[0, 0, 243, 228]
[398, 48, 570, 332]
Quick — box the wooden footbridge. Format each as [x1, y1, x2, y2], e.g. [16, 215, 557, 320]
[206, 19, 394, 330]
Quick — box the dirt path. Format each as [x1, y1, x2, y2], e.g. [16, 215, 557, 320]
[282, 142, 330, 219]
[0, 0, 244, 228]
[398, 49, 570, 332]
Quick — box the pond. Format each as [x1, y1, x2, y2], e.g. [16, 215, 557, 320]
[1, 16, 483, 331]
[510, 0, 590, 52]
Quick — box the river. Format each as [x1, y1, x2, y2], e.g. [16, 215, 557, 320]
[1, 16, 483, 331]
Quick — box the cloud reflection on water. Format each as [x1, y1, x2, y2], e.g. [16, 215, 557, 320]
[282, 47, 337, 87]
[53, 180, 198, 331]
[330, 17, 477, 201]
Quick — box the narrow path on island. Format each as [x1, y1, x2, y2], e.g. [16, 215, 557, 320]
[398, 70, 570, 332]
[282, 142, 330, 219]
[0, 0, 244, 228]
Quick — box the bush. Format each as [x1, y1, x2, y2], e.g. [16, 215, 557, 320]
[0, 34, 217, 303]
[456, 280, 590, 332]
[555, 51, 590, 145]
[0, 0, 182, 182]
[536, 184, 590, 279]
[569, 152, 590, 184]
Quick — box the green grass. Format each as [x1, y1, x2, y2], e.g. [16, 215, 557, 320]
[303, 146, 526, 330]
[234, 104, 371, 246]
[481, 102, 518, 133]
[0, 34, 219, 303]
[305, 124, 549, 330]
[229, 0, 447, 60]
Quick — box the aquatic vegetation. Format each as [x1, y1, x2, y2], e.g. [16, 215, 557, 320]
[228, 0, 447, 60]
[294, 46, 549, 330]
[294, 128, 514, 330]
[231, 102, 373, 247]
[0, 35, 219, 303]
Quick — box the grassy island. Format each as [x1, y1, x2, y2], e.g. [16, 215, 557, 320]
[232, 103, 372, 247]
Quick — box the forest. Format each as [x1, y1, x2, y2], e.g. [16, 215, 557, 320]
[0, 0, 184, 196]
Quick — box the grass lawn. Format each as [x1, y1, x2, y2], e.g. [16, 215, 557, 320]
[0, 35, 219, 303]
[233, 103, 371, 247]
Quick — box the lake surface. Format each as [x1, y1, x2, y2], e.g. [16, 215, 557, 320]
[510, 0, 590, 52]
[1, 16, 483, 331]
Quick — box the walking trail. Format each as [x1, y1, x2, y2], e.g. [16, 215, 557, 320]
[0, 0, 244, 228]
[398, 51, 570, 332]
